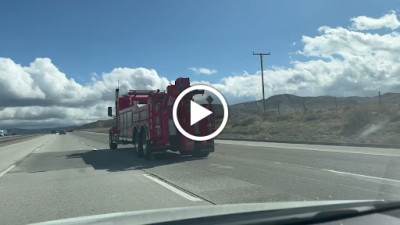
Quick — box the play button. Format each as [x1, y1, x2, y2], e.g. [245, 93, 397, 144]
[172, 84, 229, 142]
[190, 101, 213, 126]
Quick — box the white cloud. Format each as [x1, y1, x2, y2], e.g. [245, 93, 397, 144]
[205, 11, 400, 104]
[0, 58, 169, 128]
[350, 11, 400, 30]
[0, 58, 97, 107]
[0, 58, 170, 108]
[95, 67, 169, 99]
[0, 58, 45, 101]
[0, 103, 111, 129]
[189, 67, 217, 75]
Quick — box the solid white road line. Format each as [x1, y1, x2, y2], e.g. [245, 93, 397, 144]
[271, 160, 400, 186]
[143, 174, 202, 202]
[78, 130, 108, 135]
[0, 164, 16, 178]
[274, 161, 314, 169]
[217, 140, 400, 157]
[323, 169, 400, 184]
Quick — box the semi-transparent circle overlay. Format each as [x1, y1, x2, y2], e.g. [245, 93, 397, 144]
[172, 84, 229, 142]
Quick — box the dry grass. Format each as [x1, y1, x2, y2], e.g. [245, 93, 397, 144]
[220, 103, 400, 145]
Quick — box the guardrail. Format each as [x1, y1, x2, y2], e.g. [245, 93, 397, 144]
[0, 135, 37, 143]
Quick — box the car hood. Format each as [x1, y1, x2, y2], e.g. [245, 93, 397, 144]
[31, 200, 379, 225]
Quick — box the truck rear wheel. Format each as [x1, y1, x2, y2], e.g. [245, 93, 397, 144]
[141, 132, 152, 160]
[109, 133, 117, 150]
[135, 133, 143, 157]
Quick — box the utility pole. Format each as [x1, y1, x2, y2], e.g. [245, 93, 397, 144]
[253, 52, 270, 112]
[379, 91, 382, 105]
[277, 102, 281, 115]
[335, 97, 337, 109]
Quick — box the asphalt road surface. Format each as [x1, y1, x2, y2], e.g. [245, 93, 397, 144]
[1, 131, 400, 224]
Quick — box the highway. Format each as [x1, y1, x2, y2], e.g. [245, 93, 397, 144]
[1, 131, 400, 224]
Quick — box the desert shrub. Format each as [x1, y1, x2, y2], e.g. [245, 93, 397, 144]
[390, 113, 400, 122]
[231, 123, 264, 134]
[268, 128, 280, 135]
[261, 111, 278, 120]
[251, 133, 267, 140]
[342, 109, 371, 135]
[323, 111, 341, 120]
[304, 113, 318, 121]
[270, 113, 295, 121]
[232, 115, 259, 127]
[381, 135, 400, 145]
[377, 104, 391, 114]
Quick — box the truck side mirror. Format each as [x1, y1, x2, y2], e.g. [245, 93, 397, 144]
[108, 107, 113, 117]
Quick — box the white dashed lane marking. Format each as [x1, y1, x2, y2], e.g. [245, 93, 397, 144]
[143, 174, 202, 202]
[0, 165, 16, 178]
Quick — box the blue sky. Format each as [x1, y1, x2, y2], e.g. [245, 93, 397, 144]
[1, 0, 398, 84]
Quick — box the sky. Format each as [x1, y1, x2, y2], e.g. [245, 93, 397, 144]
[0, 0, 400, 128]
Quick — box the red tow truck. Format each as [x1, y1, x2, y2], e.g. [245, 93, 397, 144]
[107, 78, 215, 160]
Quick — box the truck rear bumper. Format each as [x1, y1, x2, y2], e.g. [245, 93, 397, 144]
[148, 138, 215, 153]
[195, 141, 215, 152]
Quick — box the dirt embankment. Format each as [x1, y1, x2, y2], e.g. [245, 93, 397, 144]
[220, 104, 400, 146]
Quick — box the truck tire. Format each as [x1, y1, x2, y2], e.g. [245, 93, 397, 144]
[109, 133, 118, 150]
[141, 132, 152, 160]
[193, 151, 210, 158]
[135, 133, 143, 157]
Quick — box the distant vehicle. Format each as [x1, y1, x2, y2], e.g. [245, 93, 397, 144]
[108, 77, 215, 160]
[51, 130, 57, 134]
[0, 129, 8, 136]
[59, 130, 67, 135]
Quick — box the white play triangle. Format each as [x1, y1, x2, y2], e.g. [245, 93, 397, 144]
[190, 100, 213, 126]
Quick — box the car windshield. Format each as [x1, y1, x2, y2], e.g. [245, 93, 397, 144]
[1, 1, 400, 225]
